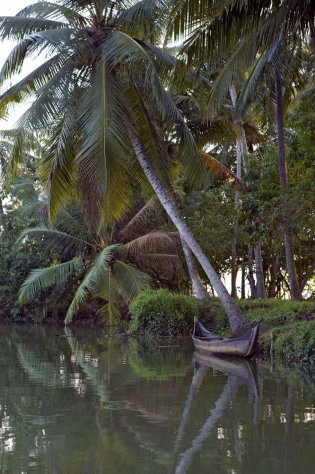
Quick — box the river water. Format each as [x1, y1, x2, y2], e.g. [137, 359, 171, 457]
[0, 324, 314, 473]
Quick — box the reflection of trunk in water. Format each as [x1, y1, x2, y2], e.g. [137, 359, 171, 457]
[173, 355, 260, 474]
[172, 364, 208, 455]
[175, 375, 240, 474]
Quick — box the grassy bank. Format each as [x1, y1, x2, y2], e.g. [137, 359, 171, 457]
[238, 299, 315, 363]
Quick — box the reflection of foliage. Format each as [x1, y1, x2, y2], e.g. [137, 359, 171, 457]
[128, 338, 191, 380]
[16, 342, 66, 387]
[260, 361, 315, 394]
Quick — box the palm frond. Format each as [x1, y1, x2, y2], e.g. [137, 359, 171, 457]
[16, 2, 88, 25]
[117, 0, 165, 42]
[118, 198, 161, 242]
[131, 252, 183, 276]
[235, 46, 278, 120]
[123, 230, 178, 257]
[65, 244, 120, 324]
[111, 259, 150, 300]
[17, 226, 93, 255]
[77, 61, 134, 227]
[19, 258, 82, 304]
[96, 269, 122, 324]
[0, 16, 66, 40]
[199, 149, 246, 191]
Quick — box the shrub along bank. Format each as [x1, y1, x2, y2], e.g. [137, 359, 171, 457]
[128, 290, 315, 362]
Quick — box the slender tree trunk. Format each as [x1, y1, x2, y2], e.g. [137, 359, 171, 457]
[248, 246, 257, 298]
[229, 86, 243, 299]
[0, 197, 7, 234]
[274, 69, 302, 300]
[132, 135, 250, 335]
[231, 239, 238, 298]
[268, 252, 280, 297]
[241, 259, 246, 299]
[254, 242, 266, 298]
[310, 18, 315, 69]
[181, 237, 210, 300]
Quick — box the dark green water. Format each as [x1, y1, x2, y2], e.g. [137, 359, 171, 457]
[0, 325, 314, 474]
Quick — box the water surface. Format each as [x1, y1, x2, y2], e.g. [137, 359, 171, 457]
[0, 324, 314, 473]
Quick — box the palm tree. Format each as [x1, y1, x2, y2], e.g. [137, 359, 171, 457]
[17, 202, 183, 324]
[0, 0, 251, 334]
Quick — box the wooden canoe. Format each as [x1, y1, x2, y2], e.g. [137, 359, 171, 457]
[192, 317, 259, 357]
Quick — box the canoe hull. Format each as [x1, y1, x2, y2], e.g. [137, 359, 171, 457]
[192, 323, 259, 358]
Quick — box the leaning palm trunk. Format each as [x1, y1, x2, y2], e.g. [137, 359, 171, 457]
[132, 134, 250, 335]
[181, 237, 210, 300]
[274, 69, 302, 300]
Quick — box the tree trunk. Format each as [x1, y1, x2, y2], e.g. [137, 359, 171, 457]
[254, 242, 266, 298]
[310, 18, 315, 69]
[181, 237, 210, 300]
[229, 86, 243, 299]
[0, 197, 7, 234]
[132, 134, 250, 335]
[268, 252, 280, 297]
[274, 69, 302, 300]
[231, 238, 238, 298]
[241, 259, 246, 299]
[248, 246, 257, 298]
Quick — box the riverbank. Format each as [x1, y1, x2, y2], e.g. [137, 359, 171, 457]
[128, 290, 315, 364]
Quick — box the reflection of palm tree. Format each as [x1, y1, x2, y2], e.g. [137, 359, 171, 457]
[65, 327, 111, 405]
[16, 343, 66, 387]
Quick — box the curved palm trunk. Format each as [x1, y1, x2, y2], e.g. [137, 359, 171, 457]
[132, 135, 250, 335]
[181, 237, 210, 300]
[274, 70, 302, 300]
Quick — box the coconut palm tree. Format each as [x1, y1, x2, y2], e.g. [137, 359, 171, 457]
[17, 201, 183, 324]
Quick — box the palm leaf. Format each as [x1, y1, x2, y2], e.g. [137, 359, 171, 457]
[0, 16, 66, 40]
[19, 258, 82, 304]
[199, 150, 246, 191]
[16, 2, 88, 25]
[123, 230, 178, 257]
[65, 244, 120, 324]
[111, 260, 150, 300]
[118, 198, 161, 242]
[76, 62, 135, 226]
[17, 226, 93, 255]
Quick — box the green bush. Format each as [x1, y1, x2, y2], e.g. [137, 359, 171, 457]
[128, 289, 228, 336]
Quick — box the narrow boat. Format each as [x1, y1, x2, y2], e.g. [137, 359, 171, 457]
[192, 317, 259, 357]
